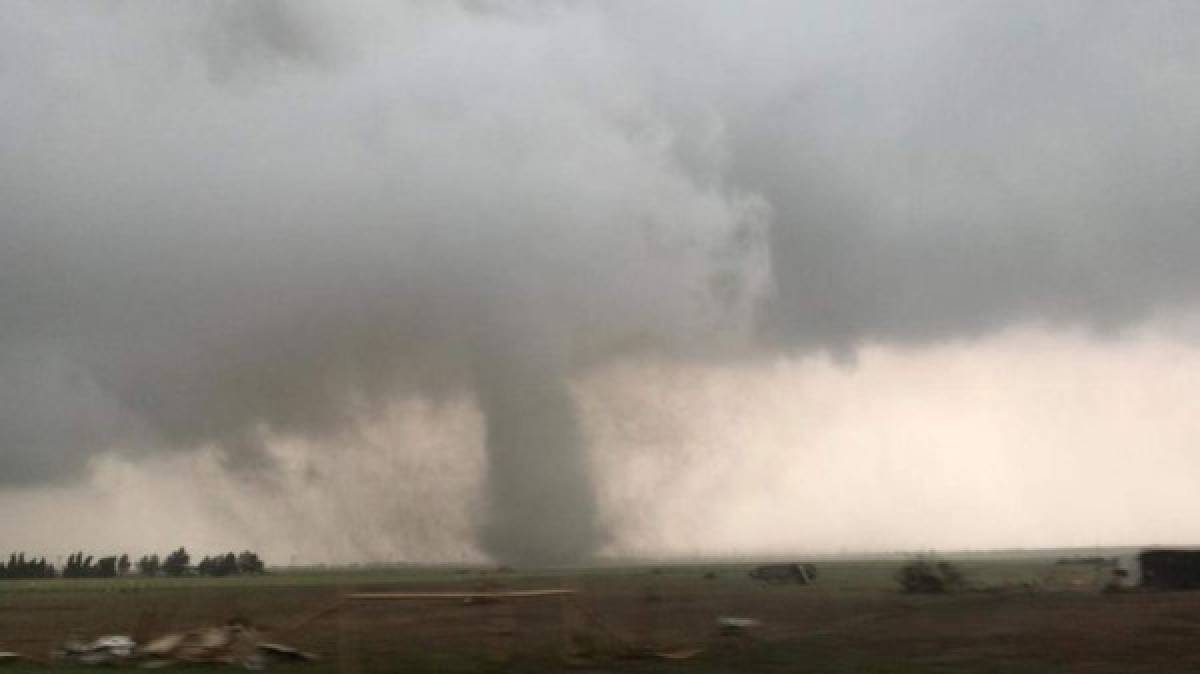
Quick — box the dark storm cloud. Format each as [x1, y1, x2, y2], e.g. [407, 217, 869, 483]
[605, 1, 1200, 350]
[3, 0, 1200, 560]
[701, 1, 1200, 350]
[0, 1, 765, 562]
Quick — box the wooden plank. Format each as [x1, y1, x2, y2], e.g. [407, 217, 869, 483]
[346, 589, 576, 601]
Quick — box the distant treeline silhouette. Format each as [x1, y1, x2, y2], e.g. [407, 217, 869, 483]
[62, 552, 131, 578]
[0, 548, 265, 579]
[1, 553, 55, 579]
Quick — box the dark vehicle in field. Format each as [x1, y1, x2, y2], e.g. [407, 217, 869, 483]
[1139, 549, 1200, 590]
[748, 563, 817, 585]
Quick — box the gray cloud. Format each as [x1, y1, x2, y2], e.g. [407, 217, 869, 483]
[714, 1, 1200, 350]
[0, 1, 765, 562]
[3, 0, 1200, 561]
[599, 1, 1200, 350]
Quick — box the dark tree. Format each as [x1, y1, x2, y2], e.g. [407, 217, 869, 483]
[138, 554, 160, 577]
[0, 552, 56, 579]
[162, 547, 190, 577]
[63, 552, 87, 578]
[196, 555, 214, 576]
[196, 552, 252, 577]
[237, 551, 265, 574]
[94, 556, 118, 578]
[217, 552, 238, 577]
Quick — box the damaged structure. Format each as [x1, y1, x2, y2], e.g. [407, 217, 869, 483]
[748, 563, 817, 585]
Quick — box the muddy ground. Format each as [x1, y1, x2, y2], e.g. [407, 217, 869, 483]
[2, 558, 1199, 672]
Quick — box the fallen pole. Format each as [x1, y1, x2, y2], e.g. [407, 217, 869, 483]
[346, 589, 576, 601]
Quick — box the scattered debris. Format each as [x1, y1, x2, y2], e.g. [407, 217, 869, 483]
[139, 623, 260, 668]
[1103, 565, 1135, 593]
[748, 563, 817, 585]
[59, 635, 137, 666]
[717, 616, 761, 636]
[897, 556, 965, 594]
[55, 622, 317, 669]
[255, 644, 319, 664]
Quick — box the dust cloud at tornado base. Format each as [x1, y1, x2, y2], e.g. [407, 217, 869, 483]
[12, 328, 1200, 564]
[4, 1, 1200, 562]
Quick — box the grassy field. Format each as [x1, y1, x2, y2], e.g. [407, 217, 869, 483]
[1, 554, 1197, 673]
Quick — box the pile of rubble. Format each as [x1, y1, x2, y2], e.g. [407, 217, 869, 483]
[55, 622, 316, 670]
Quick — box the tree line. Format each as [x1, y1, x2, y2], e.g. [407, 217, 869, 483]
[1, 553, 55, 579]
[0, 548, 265, 579]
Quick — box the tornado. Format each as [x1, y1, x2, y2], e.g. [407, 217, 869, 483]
[473, 347, 603, 565]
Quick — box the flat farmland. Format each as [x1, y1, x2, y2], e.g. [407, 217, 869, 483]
[3, 557, 1200, 673]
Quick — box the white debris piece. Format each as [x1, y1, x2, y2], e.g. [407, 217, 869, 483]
[59, 635, 137, 665]
[257, 643, 319, 663]
[57, 624, 317, 669]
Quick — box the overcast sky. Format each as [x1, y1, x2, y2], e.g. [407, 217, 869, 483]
[3, 1, 1200, 563]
